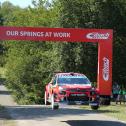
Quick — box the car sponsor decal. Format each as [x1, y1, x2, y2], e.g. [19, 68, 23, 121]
[57, 75, 86, 78]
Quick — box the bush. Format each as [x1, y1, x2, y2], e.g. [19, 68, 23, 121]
[5, 42, 54, 104]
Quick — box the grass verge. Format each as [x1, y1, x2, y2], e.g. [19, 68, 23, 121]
[81, 102, 126, 122]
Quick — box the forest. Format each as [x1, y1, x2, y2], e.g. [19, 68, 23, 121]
[0, 0, 126, 104]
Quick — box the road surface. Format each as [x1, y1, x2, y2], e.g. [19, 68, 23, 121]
[0, 84, 126, 126]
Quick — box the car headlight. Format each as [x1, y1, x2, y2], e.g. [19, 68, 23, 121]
[59, 87, 67, 95]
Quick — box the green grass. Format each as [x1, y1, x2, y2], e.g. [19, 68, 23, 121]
[81, 102, 126, 122]
[1, 120, 16, 126]
[99, 103, 126, 121]
[0, 120, 16, 126]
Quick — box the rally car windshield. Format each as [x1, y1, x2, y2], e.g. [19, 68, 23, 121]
[57, 76, 91, 85]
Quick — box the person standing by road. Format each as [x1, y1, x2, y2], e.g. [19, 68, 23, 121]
[116, 88, 124, 104]
[123, 88, 126, 104]
[112, 82, 120, 102]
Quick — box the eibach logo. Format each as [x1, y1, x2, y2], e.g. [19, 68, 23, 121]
[102, 57, 109, 81]
[86, 32, 110, 40]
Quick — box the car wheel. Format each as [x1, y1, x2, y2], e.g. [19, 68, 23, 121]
[51, 94, 59, 110]
[91, 105, 99, 110]
[44, 91, 50, 105]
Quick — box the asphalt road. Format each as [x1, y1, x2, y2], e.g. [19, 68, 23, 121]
[0, 84, 126, 126]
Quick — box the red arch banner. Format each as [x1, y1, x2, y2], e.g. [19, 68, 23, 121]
[0, 26, 113, 96]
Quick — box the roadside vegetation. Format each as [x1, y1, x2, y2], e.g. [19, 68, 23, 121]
[0, 0, 126, 105]
[0, 67, 6, 78]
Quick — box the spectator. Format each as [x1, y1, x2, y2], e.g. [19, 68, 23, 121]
[112, 82, 120, 102]
[116, 88, 124, 104]
[123, 88, 126, 104]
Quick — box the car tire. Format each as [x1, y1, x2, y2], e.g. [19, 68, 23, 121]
[91, 105, 99, 110]
[51, 94, 59, 110]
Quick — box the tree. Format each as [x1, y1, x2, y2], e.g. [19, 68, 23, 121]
[94, 0, 126, 87]
[53, 0, 126, 87]
[4, 1, 56, 104]
[52, 0, 98, 81]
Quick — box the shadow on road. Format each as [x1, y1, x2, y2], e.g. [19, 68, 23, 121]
[5, 105, 119, 121]
[3, 105, 126, 126]
[0, 108, 11, 119]
[62, 120, 126, 126]
[6, 105, 92, 120]
[0, 90, 12, 95]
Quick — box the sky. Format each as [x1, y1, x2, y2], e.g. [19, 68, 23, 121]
[0, 0, 34, 8]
